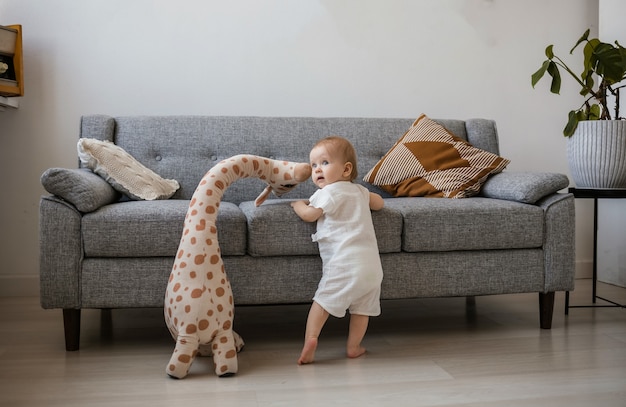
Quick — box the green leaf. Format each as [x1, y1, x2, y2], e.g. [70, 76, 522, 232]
[546, 61, 561, 94]
[589, 104, 602, 120]
[564, 110, 580, 137]
[570, 29, 590, 54]
[580, 69, 594, 96]
[591, 42, 626, 84]
[581, 40, 596, 79]
[618, 43, 626, 81]
[531, 60, 550, 87]
[545, 45, 554, 59]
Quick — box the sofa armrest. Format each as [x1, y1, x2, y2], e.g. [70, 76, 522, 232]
[480, 172, 569, 204]
[39, 196, 84, 309]
[536, 193, 576, 292]
[41, 167, 120, 212]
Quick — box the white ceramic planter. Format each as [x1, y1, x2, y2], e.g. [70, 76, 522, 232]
[567, 120, 626, 188]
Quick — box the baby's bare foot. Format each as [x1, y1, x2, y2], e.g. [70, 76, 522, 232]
[346, 345, 366, 359]
[298, 337, 318, 365]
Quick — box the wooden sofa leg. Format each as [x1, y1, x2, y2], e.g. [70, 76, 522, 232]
[63, 309, 81, 351]
[539, 292, 555, 329]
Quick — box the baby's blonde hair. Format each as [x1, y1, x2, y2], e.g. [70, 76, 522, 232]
[313, 136, 358, 181]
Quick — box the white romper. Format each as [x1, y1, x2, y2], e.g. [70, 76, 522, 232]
[308, 181, 383, 318]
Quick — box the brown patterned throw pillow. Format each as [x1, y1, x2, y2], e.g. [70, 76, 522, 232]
[364, 114, 510, 198]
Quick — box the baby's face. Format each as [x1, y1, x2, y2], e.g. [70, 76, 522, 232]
[309, 145, 351, 188]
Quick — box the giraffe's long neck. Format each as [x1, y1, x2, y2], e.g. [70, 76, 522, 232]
[201, 154, 272, 202]
[191, 154, 272, 224]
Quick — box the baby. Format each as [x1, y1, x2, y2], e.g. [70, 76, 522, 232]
[291, 136, 384, 364]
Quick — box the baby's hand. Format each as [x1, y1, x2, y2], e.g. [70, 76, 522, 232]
[291, 200, 320, 222]
[290, 200, 309, 208]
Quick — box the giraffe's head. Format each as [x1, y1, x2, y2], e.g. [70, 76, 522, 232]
[254, 159, 312, 206]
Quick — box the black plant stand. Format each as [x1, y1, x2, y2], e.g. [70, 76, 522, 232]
[565, 187, 626, 314]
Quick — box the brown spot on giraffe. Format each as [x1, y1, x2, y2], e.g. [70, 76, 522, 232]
[194, 254, 206, 265]
[196, 219, 206, 231]
[198, 319, 210, 330]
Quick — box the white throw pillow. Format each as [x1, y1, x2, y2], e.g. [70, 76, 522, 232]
[77, 138, 179, 200]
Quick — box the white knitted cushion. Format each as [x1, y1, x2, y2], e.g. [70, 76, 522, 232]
[77, 138, 179, 200]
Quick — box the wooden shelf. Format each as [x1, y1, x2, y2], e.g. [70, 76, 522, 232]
[0, 95, 19, 110]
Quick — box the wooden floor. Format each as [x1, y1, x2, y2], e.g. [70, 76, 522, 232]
[1, 279, 625, 407]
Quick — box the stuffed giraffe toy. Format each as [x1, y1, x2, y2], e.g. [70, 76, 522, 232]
[164, 154, 311, 379]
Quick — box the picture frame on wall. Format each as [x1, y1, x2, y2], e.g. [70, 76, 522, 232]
[0, 24, 23, 97]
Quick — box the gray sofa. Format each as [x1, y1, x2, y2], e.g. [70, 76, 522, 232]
[39, 115, 575, 351]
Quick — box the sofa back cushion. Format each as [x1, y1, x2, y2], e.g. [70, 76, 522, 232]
[80, 115, 500, 203]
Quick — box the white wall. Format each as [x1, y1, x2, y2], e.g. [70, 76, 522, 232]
[0, 0, 599, 296]
[597, 0, 626, 287]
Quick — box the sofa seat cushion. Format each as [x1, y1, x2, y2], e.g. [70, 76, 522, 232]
[82, 200, 247, 257]
[240, 199, 403, 257]
[384, 197, 544, 252]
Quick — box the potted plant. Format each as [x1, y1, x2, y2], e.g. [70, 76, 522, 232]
[532, 29, 626, 188]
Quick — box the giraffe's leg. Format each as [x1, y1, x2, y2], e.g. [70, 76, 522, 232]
[198, 331, 242, 358]
[212, 330, 239, 377]
[166, 335, 200, 379]
[188, 331, 244, 357]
